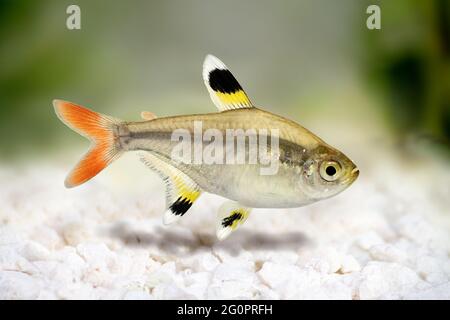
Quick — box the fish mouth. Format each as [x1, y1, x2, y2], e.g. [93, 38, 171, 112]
[342, 167, 359, 185]
[349, 167, 359, 183]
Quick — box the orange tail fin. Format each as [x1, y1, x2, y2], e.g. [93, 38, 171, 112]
[53, 100, 123, 188]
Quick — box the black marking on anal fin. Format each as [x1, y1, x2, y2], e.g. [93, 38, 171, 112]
[222, 211, 243, 228]
[169, 196, 193, 216]
[209, 69, 243, 94]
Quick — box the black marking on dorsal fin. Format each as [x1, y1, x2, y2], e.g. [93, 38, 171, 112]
[203, 55, 253, 111]
[209, 69, 243, 94]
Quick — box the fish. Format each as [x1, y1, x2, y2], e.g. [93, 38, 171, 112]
[53, 54, 359, 240]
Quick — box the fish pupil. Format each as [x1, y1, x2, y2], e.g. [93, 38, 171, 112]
[326, 166, 336, 176]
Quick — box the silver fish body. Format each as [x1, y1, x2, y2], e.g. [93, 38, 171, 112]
[118, 108, 358, 208]
[54, 54, 359, 239]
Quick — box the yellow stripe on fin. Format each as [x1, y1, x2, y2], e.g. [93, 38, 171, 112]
[216, 201, 252, 240]
[203, 54, 253, 111]
[139, 152, 202, 225]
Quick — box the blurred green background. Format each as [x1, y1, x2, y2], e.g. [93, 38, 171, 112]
[0, 0, 448, 161]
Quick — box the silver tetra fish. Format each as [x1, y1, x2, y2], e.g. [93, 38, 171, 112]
[53, 55, 359, 240]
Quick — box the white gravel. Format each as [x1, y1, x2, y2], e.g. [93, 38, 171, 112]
[0, 148, 449, 300]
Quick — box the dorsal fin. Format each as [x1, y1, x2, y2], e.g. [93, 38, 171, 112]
[202, 55, 253, 111]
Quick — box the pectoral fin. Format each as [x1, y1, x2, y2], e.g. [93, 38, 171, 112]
[139, 152, 201, 224]
[216, 201, 252, 240]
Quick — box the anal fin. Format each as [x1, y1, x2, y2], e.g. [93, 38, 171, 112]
[216, 201, 252, 240]
[139, 152, 201, 224]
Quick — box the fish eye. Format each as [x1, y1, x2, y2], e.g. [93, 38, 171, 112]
[320, 161, 341, 182]
[326, 165, 336, 176]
